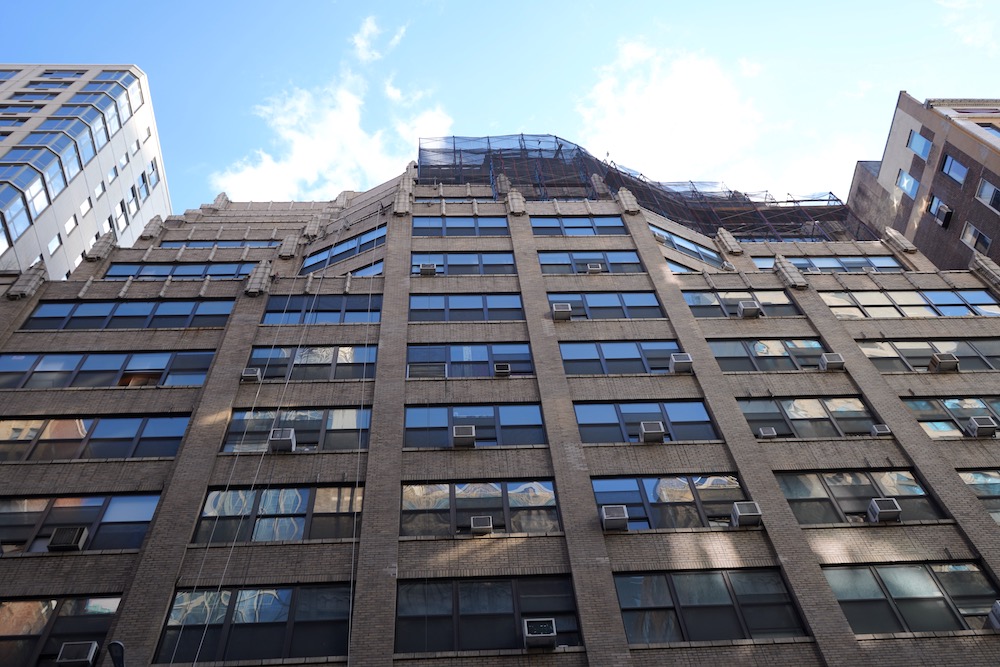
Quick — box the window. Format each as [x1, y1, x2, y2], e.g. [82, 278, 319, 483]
[0, 414, 188, 462]
[959, 470, 1000, 523]
[299, 225, 386, 275]
[547, 292, 663, 319]
[979, 123, 1000, 140]
[710, 339, 826, 371]
[903, 397, 1000, 439]
[539, 250, 643, 274]
[739, 397, 876, 438]
[131, 139, 141, 154]
[147, 158, 160, 187]
[0, 494, 159, 554]
[64, 215, 78, 235]
[560, 341, 679, 374]
[405, 405, 545, 448]
[648, 223, 725, 267]
[93, 180, 105, 200]
[262, 294, 381, 324]
[752, 255, 903, 273]
[412, 216, 509, 237]
[137, 172, 150, 199]
[159, 240, 280, 249]
[410, 294, 523, 321]
[401, 480, 558, 536]
[575, 401, 718, 442]
[46, 234, 61, 255]
[0, 117, 27, 127]
[667, 259, 695, 273]
[410, 252, 515, 275]
[396, 577, 580, 652]
[22, 300, 235, 330]
[407, 343, 532, 378]
[825, 563, 997, 633]
[126, 186, 139, 216]
[194, 486, 362, 543]
[777, 470, 942, 524]
[24, 81, 72, 90]
[39, 70, 85, 79]
[106, 165, 117, 183]
[530, 215, 627, 236]
[821, 289, 1000, 318]
[0, 351, 214, 389]
[0, 104, 43, 114]
[859, 339, 1000, 371]
[104, 262, 257, 280]
[0, 596, 120, 665]
[683, 290, 800, 317]
[114, 200, 127, 230]
[615, 569, 805, 643]
[0, 70, 18, 81]
[156, 584, 351, 662]
[961, 221, 992, 253]
[907, 130, 932, 159]
[593, 474, 746, 529]
[9, 92, 58, 101]
[351, 260, 383, 276]
[942, 155, 968, 185]
[222, 408, 370, 452]
[897, 170, 919, 199]
[977, 179, 1000, 213]
[246, 345, 376, 380]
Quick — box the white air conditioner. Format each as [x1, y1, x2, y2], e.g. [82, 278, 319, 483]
[935, 203, 953, 227]
[967, 416, 998, 438]
[819, 352, 845, 371]
[737, 300, 761, 318]
[47, 526, 88, 552]
[493, 362, 512, 377]
[722, 260, 736, 272]
[601, 504, 629, 531]
[870, 423, 892, 436]
[552, 302, 573, 321]
[640, 421, 665, 443]
[929, 352, 960, 372]
[669, 352, 693, 374]
[585, 262, 604, 274]
[470, 515, 493, 534]
[452, 424, 476, 448]
[758, 426, 778, 439]
[56, 641, 99, 666]
[730, 501, 762, 527]
[268, 428, 296, 453]
[988, 600, 1000, 629]
[240, 367, 262, 383]
[867, 497, 902, 523]
[523, 617, 558, 649]
[419, 263, 437, 276]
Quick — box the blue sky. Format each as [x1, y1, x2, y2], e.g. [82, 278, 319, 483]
[3, 1, 998, 212]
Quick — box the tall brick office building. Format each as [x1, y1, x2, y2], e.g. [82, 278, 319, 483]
[3, 135, 1000, 666]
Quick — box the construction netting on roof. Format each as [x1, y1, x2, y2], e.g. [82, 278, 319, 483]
[417, 134, 879, 243]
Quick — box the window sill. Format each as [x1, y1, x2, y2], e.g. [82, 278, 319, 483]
[1, 456, 174, 465]
[628, 636, 813, 649]
[218, 449, 368, 456]
[582, 440, 725, 447]
[188, 538, 359, 548]
[3, 548, 140, 558]
[394, 645, 585, 659]
[400, 531, 565, 541]
[798, 519, 956, 529]
[16, 326, 226, 333]
[605, 525, 763, 535]
[402, 444, 548, 452]
[405, 375, 536, 381]
[856, 629, 996, 640]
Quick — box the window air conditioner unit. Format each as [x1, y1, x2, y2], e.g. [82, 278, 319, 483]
[867, 497, 902, 523]
[966, 416, 998, 438]
[988, 600, 1000, 630]
[640, 421, 665, 443]
[819, 352, 845, 371]
[470, 515, 493, 534]
[870, 423, 892, 436]
[929, 352, 960, 372]
[551, 302, 572, 320]
[669, 352, 693, 374]
[806, 266, 823, 274]
[493, 362, 511, 378]
[601, 504, 629, 531]
[758, 426, 778, 439]
[737, 300, 761, 318]
[586, 262, 604, 274]
[730, 501, 762, 527]
[47, 526, 88, 552]
[935, 204, 953, 227]
[722, 261, 736, 272]
[523, 617, 558, 649]
[268, 428, 296, 453]
[863, 266, 880, 274]
[55, 641, 99, 666]
[419, 263, 437, 276]
[452, 424, 476, 448]
[240, 367, 262, 383]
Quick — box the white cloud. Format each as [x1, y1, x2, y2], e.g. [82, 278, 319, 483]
[352, 17, 382, 62]
[936, 0, 997, 54]
[384, 78, 403, 102]
[738, 57, 762, 78]
[576, 43, 763, 184]
[210, 73, 453, 201]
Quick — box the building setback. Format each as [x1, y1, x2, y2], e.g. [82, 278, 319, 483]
[0, 64, 170, 284]
[848, 92, 1000, 270]
[2, 157, 1000, 665]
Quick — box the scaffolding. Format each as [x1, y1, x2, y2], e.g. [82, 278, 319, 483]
[417, 134, 879, 243]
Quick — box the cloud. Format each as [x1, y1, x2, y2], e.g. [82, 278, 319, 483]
[738, 58, 762, 78]
[351, 17, 407, 63]
[210, 72, 453, 201]
[576, 43, 763, 184]
[936, 0, 997, 54]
